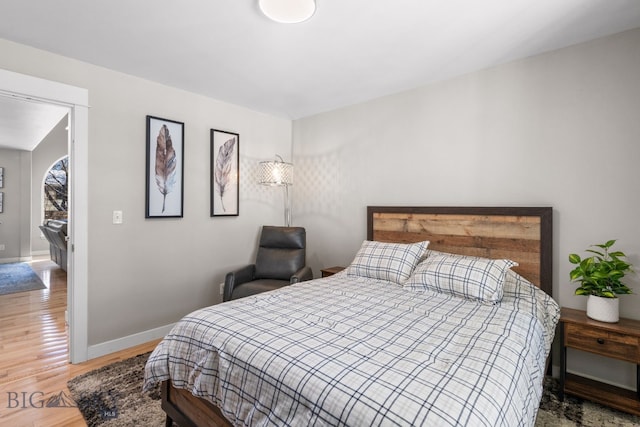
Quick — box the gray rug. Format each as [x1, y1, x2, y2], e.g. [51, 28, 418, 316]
[69, 352, 640, 427]
[68, 352, 166, 427]
[536, 377, 640, 426]
[0, 262, 46, 295]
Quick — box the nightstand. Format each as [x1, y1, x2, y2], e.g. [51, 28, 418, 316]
[559, 307, 640, 415]
[321, 266, 345, 277]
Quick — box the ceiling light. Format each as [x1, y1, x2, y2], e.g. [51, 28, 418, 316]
[259, 0, 316, 24]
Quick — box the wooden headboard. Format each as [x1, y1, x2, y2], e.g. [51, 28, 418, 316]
[367, 206, 553, 296]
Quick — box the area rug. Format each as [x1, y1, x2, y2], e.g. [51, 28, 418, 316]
[0, 262, 46, 295]
[69, 352, 640, 427]
[67, 352, 166, 427]
[536, 376, 640, 426]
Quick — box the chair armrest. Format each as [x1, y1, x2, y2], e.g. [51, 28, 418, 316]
[223, 264, 255, 302]
[290, 266, 313, 284]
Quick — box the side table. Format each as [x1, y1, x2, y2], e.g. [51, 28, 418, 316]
[321, 266, 345, 277]
[559, 307, 640, 416]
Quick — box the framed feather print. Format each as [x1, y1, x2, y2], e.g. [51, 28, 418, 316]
[145, 116, 184, 218]
[211, 129, 239, 216]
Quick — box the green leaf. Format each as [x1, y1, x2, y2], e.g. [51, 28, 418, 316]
[609, 270, 624, 279]
[581, 258, 594, 269]
[568, 253, 581, 264]
[591, 271, 609, 279]
[586, 249, 604, 257]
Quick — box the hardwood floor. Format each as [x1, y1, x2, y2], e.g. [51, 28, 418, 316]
[0, 258, 160, 426]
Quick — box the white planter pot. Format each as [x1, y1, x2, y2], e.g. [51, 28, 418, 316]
[586, 295, 619, 323]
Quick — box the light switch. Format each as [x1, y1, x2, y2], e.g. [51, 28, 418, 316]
[112, 210, 123, 224]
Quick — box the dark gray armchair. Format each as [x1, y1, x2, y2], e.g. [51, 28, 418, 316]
[39, 219, 68, 271]
[223, 226, 313, 302]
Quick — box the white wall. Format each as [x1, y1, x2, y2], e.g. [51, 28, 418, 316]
[293, 28, 640, 389]
[31, 114, 69, 253]
[1, 25, 638, 386]
[0, 116, 68, 260]
[0, 39, 291, 349]
[0, 148, 31, 262]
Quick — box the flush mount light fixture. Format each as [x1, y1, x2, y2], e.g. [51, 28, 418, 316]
[259, 0, 316, 24]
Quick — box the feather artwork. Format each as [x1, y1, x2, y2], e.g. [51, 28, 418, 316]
[154, 125, 177, 213]
[214, 136, 236, 212]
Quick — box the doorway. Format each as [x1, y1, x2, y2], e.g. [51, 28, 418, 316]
[0, 68, 89, 363]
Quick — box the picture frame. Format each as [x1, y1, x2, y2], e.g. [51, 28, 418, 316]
[0, 192, 3, 213]
[0, 167, 4, 188]
[210, 129, 239, 216]
[145, 116, 184, 218]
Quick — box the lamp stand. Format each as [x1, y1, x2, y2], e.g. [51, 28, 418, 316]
[283, 185, 291, 227]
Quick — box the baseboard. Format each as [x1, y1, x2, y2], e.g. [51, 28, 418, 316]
[87, 323, 175, 360]
[0, 252, 51, 263]
[0, 257, 28, 264]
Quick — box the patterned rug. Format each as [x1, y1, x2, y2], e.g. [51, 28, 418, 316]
[0, 262, 46, 295]
[536, 377, 640, 426]
[69, 352, 640, 427]
[68, 352, 165, 426]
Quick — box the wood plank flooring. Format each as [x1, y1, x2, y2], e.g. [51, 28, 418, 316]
[0, 258, 160, 426]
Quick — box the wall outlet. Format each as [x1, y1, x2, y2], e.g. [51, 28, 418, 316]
[0, 244, 5, 251]
[219, 282, 225, 296]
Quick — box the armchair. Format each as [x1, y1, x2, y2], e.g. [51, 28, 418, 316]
[223, 226, 313, 302]
[39, 219, 68, 271]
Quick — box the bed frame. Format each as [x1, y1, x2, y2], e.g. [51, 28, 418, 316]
[160, 205, 553, 427]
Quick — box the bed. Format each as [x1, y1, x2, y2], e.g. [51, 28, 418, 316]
[144, 206, 559, 427]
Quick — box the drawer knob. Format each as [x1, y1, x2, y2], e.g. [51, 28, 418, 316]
[596, 338, 605, 345]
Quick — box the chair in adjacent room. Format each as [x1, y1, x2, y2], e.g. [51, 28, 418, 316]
[223, 226, 313, 301]
[39, 219, 68, 271]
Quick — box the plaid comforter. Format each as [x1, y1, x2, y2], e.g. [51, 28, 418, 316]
[144, 271, 559, 426]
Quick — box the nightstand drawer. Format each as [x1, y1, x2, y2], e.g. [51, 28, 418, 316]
[565, 323, 639, 363]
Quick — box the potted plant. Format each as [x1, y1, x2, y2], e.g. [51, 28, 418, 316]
[569, 239, 633, 323]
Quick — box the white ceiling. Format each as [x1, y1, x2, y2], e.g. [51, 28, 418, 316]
[1, 0, 640, 150]
[0, 95, 68, 151]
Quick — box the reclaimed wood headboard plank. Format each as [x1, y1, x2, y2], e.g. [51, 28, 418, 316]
[367, 206, 553, 296]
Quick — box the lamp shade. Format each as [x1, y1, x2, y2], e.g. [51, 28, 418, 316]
[258, 159, 293, 186]
[258, 0, 316, 24]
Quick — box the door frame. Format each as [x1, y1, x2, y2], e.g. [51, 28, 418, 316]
[0, 68, 89, 363]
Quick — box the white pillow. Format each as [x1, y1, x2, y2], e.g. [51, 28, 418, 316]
[345, 240, 430, 284]
[404, 252, 517, 303]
